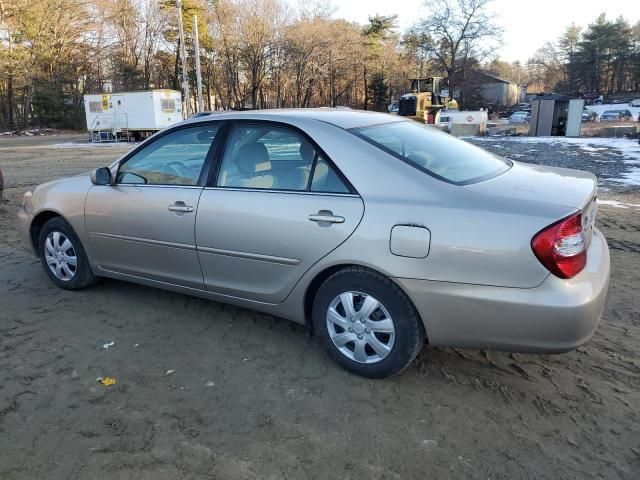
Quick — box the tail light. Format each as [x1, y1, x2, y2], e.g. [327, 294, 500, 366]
[531, 212, 586, 279]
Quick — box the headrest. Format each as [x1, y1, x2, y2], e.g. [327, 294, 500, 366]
[236, 143, 270, 173]
[299, 140, 316, 164]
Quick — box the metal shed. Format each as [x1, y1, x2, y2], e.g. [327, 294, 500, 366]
[529, 94, 584, 137]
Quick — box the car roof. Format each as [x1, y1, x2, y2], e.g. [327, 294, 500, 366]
[184, 108, 403, 130]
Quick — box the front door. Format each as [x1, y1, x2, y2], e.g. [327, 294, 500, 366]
[195, 122, 364, 303]
[85, 123, 221, 289]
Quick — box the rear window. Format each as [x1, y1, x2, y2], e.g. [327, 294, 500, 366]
[351, 121, 511, 185]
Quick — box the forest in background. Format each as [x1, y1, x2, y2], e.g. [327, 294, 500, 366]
[0, 0, 639, 130]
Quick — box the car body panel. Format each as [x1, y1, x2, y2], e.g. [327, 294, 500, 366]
[464, 161, 597, 210]
[85, 184, 205, 289]
[195, 188, 364, 302]
[17, 109, 611, 354]
[396, 228, 609, 351]
[18, 174, 94, 259]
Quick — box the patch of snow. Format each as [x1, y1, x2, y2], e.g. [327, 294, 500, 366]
[473, 136, 640, 186]
[597, 199, 640, 209]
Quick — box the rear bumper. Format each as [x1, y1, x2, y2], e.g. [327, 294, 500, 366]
[395, 228, 610, 353]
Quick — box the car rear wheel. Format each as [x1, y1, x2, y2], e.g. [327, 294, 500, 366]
[312, 267, 425, 378]
[38, 217, 96, 290]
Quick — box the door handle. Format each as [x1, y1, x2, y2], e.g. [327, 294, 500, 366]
[308, 211, 345, 224]
[168, 202, 194, 213]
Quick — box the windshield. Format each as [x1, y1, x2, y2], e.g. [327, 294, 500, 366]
[351, 121, 511, 185]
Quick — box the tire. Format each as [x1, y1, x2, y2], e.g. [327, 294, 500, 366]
[312, 267, 425, 378]
[38, 217, 97, 290]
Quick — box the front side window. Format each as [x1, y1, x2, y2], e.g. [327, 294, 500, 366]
[117, 125, 219, 186]
[351, 121, 511, 185]
[217, 124, 350, 193]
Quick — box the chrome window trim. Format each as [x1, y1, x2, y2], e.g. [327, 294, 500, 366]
[111, 184, 203, 190]
[202, 186, 359, 198]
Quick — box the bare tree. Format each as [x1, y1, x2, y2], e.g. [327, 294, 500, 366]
[409, 0, 502, 106]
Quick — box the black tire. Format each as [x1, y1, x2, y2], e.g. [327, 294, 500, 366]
[38, 217, 97, 290]
[312, 267, 425, 378]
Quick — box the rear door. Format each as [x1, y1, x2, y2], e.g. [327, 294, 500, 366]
[195, 122, 364, 303]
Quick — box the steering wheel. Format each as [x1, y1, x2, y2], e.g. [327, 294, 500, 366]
[162, 161, 194, 179]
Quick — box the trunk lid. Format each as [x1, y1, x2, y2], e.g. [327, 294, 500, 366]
[465, 161, 598, 244]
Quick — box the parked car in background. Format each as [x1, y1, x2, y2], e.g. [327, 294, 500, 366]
[509, 111, 531, 123]
[583, 93, 603, 105]
[582, 110, 597, 122]
[630, 99, 640, 107]
[387, 101, 399, 114]
[600, 111, 621, 122]
[17, 110, 610, 378]
[601, 110, 633, 122]
[616, 109, 634, 120]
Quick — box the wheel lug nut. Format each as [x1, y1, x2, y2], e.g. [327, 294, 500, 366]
[348, 327, 353, 333]
[365, 328, 370, 334]
[357, 334, 363, 340]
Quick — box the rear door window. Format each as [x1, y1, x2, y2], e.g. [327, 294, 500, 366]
[216, 124, 353, 194]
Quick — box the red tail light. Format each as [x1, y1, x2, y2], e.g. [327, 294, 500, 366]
[531, 212, 586, 279]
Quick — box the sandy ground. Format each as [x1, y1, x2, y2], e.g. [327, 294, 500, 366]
[0, 134, 639, 479]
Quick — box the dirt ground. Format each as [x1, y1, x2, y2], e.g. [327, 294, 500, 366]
[0, 134, 639, 479]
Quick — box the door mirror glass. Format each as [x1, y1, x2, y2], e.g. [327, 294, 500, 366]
[91, 167, 112, 185]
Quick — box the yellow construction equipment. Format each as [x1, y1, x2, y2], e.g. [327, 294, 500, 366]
[398, 77, 457, 123]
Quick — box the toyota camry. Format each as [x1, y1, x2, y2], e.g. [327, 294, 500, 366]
[17, 109, 610, 378]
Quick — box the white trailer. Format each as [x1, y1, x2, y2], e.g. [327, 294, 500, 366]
[436, 110, 488, 135]
[83, 90, 183, 142]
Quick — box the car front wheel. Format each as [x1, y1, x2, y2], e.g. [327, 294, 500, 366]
[38, 217, 96, 290]
[312, 267, 425, 378]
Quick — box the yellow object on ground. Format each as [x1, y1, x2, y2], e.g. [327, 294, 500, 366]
[97, 376, 117, 387]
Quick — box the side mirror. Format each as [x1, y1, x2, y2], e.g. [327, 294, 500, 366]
[91, 167, 112, 185]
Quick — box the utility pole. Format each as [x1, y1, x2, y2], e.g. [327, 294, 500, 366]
[176, 0, 190, 118]
[193, 15, 204, 113]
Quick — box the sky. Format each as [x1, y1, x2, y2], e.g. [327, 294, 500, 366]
[328, 0, 640, 63]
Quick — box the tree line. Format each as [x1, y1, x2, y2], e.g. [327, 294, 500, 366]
[1, 0, 639, 130]
[490, 14, 640, 97]
[0, 0, 417, 129]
